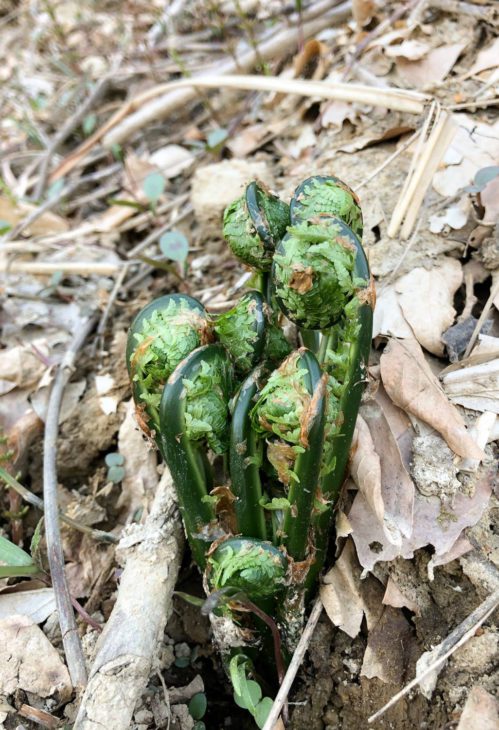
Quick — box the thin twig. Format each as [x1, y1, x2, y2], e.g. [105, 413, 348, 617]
[92, 262, 130, 357]
[1, 261, 123, 276]
[0, 467, 118, 543]
[262, 597, 323, 730]
[104, 76, 427, 152]
[354, 129, 420, 192]
[368, 589, 499, 724]
[462, 278, 499, 359]
[126, 202, 193, 258]
[43, 314, 98, 689]
[33, 71, 117, 201]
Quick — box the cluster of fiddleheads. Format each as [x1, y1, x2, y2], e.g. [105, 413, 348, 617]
[127, 175, 374, 722]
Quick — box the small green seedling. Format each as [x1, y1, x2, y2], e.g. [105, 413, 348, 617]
[105, 452, 125, 483]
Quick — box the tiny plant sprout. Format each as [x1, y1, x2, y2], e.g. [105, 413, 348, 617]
[142, 171, 166, 207]
[127, 174, 374, 725]
[159, 230, 189, 263]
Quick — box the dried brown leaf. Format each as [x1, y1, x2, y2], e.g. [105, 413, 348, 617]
[349, 469, 493, 572]
[0, 342, 50, 395]
[320, 540, 369, 638]
[396, 43, 466, 89]
[0, 615, 71, 700]
[395, 259, 463, 356]
[351, 415, 384, 524]
[469, 37, 499, 75]
[360, 401, 415, 544]
[352, 0, 375, 28]
[382, 577, 420, 616]
[0, 589, 56, 624]
[372, 285, 414, 340]
[360, 606, 416, 683]
[380, 338, 483, 460]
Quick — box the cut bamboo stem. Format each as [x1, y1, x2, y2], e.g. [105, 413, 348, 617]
[388, 108, 456, 239]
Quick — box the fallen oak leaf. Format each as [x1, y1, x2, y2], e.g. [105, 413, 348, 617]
[395, 258, 463, 356]
[360, 400, 414, 544]
[349, 468, 493, 573]
[351, 416, 384, 525]
[320, 538, 384, 638]
[380, 338, 484, 460]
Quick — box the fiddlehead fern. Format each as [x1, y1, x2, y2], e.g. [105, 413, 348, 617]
[127, 173, 374, 721]
[207, 537, 288, 603]
[127, 294, 212, 433]
[251, 349, 327, 563]
[159, 344, 234, 567]
[223, 181, 290, 271]
[290, 175, 363, 238]
[272, 217, 368, 331]
[214, 291, 266, 375]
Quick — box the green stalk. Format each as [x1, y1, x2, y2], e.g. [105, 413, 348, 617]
[281, 351, 326, 562]
[230, 366, 268, 541]
[307, 243, 373, 589]
[299, 329, 320, 353]
[159, 344, 233, 567]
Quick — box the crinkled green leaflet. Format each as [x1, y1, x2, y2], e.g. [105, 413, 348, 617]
[208, 537, 288, 603]
[272, 217, 367, 330]
[214, 291, 266, 374]
[290, 175, 363, 239]
[159, 344, 233, 567]
[126, 294, 210, 432]
[250, 349, 327, 562]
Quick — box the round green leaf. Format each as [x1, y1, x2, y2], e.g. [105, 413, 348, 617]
[105, 453, 125, 467]
[83, 113, 97, 136]
[107, 465, 125, 483]
[143, 171, 166, 202]
[475, 165, 499, 190]
[233, 680, 262, 711]
[188, 692, 207, 720]
[159, 231, 189, 262]
[255, 697, 274, 729]
[0, 220, 12, 235]
[207, 128, 228, 149]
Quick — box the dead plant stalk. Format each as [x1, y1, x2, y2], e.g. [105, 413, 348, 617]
[43, 314, 98, 689]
